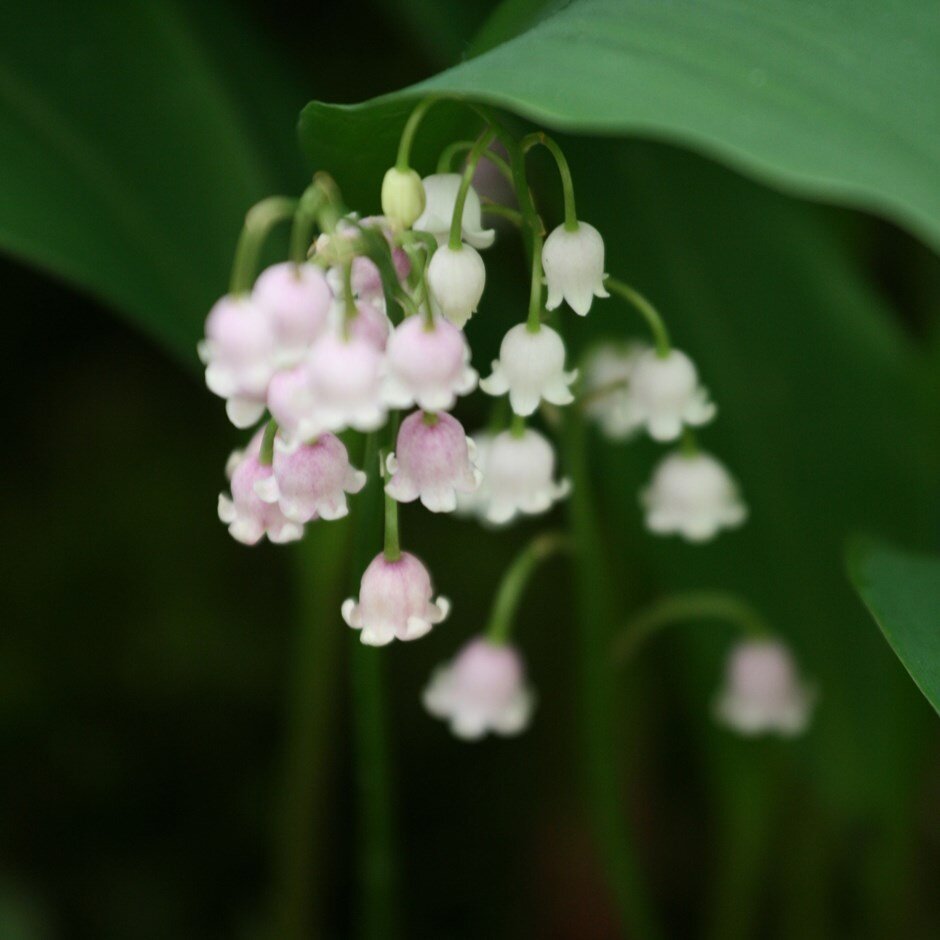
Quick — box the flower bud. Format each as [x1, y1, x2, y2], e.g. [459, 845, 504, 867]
[480, 323, 577, 416]
[715, 640, 814, 736]
[415, 173, 495, 249]
[423, 637, 534, 739]
[381, 167, 426, 229]
[627, 348, 716, 441]
[642, 451, 747, 542]
[342, 551, 450, 646]
[382, 314, 477, 411]
[542, 221, 609, 316]
[427, 243, 486, 328]
[386, 411, 480, 513]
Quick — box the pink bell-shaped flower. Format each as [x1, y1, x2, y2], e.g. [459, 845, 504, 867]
[385, 411, 480, 513]
[382, 315, 477, 412]
[200, 295, 277, 428]
[715, 640, 815, 736]
[251, 262, 332, 368]
[218, 444, 304, 546]
[254, 433, 366, 522]
[423, 637, 534, 739]
[266, 362, 318, 446]
[342, 551, 450, 646]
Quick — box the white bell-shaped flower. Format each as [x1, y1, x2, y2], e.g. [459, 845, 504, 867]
[415, 173, 495, 249]
[342, 551, 450, 646]
[628, 348, 716, 441]
[305, 331, 387, 435]
[382, 315, 477, 411]
[455, 430, 493, 519]
[480, 323, 578, 416]
[426, 243, 486, 328]
[386, 411, 480, 513]
[423, 637, 534, 740]
[254, 433, 366, 522]
[542, 221, 609, 316]
[218, 445, 304, 546]
[642, 450, 747, 542]
[582, 341, 651, 440]
[200, 295, 277, 428]
[251, 262, 332, 368]
[481, 428, 570, 525]
[715, 640, 815, 736]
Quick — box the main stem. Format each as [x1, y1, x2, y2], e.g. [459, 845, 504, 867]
[349, 434, 399, 940]
[448, 128, 496, 250]
[563, 409, 661, 940]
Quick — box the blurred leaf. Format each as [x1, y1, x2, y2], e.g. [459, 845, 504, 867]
[0, 1, 305, 361]
[847, 537, 940, 716]
[301, 0, 940, 250]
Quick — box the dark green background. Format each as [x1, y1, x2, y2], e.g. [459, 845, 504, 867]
[2, 1, 939, 937]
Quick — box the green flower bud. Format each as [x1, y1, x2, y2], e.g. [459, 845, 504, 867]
[381, 167, 426, 229]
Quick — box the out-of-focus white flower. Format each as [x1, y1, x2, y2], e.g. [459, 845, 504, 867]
[423, 637, 534, 739]
[253, 433, 366, 522]
[542, 222, 609, 316]
[342, 551, 450, 646]
[480, 323, 577, 416]
[641, 450, 747, 542]
[218, 445, 304, 545]
[426, 243, 486, 328]
[266, 362, 318, 447]
[386, 411, 480, 513]
[481, 428, 570, 525]
[415, 173, 495, 249]
[455, 430, 493, 519]
[251, 262, 332, 368]
[381, 167, 426, 229]
[627, 348, 716, 441]
[581, 342, 650, 440]
[200, 295, 277, 428]
[382, 315, 477, 411]
[715, 640, 815, 736]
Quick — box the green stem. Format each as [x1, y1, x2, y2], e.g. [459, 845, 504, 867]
[436, 139, 514, 183]
[562, 408, 662, 939]
[447, 129, 496, 250]
[604, 277, 672, 357]
[681, 427, 699, 457]
[259, 419, 278, 466]
[526, 229, 545, 332]
[348, 433, 399, 940]
[486, 533, 567, 644]
[523, 132, 578, 231]
[383, 488, 401, 561]
[482, 201, 524, 227]
[396, 97, 441, 170]
[613, 591, 773, 664]
[230, 196, 298, 294]
[510, 412, 526, 437]
[290, 184, 324, 266]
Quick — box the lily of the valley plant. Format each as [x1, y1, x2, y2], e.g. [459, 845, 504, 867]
[201, 99, 814, 742]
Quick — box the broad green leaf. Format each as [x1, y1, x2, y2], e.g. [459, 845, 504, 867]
[848, 538, 940, 716]
[0, 1, 306, 361]
[300, 0, 940, 250]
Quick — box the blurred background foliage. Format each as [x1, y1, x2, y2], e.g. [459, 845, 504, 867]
[1, 1, 939, 938]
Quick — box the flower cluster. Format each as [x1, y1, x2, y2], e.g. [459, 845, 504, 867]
[201, 101, 810, 742]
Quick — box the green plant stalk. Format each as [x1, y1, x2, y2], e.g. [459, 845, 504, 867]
[604, 277, 672, 357]
[348, 433, 399, 940]
[447, 128, 497, 250]
[526, 228, 545, 332]
[522, 132, 579, 231]
[230, 196, 298, 294]
[562, 408, 662, 939]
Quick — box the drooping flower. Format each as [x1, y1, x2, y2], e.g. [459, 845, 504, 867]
[251, 262, 332, 368]
[218, 446, 304, 545]
[641, 450, 747, 542]
[414, 173, 495, 249]
[254, 433, 366, 522]
[320, 216, 411, 304]
[581, 341, 650, 440]
[454, 430, 493, 519]
[266, 362, 318, 447]
[200, 295, 277, 428]
[715, 640, 815, 736]
[342, 551, 450, 646]
[386, 411, 480, 513]
[542, 222, 609, 316]
[304, 331, 387, 435]
[480, 323, 577, 416]
[341, 299, 391, 351]
[423, 637, 534, 739]
[381, 167, 426, 229]
[382, 315, 477, 411]
[627, 348, 716, 441]
[426, 243, 486, 328]
[481, 428, 570, 525]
